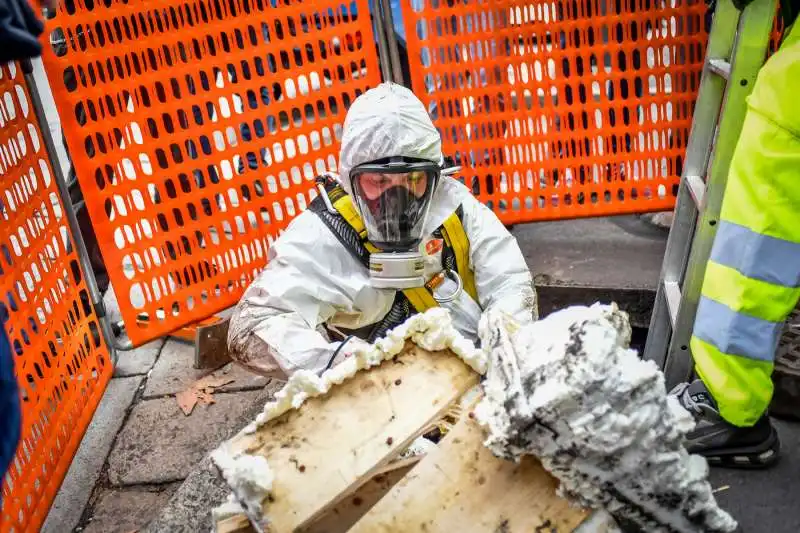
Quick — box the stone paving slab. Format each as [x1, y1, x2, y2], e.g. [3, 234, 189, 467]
[42, 376, 144, 533]
[143, 339, 267, 398]
[140, 457, 232, 533]
[107, 389, 267, 486]
[141, 380, 284, 533]
[81, 484, 179, 533]
[113, 339, 165, 378]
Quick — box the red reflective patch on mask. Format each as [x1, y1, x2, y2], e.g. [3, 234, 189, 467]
[425, 238, 444, 256]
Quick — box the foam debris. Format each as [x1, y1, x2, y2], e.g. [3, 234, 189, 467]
[211, 452, 273, 526]
[241, 307, 486, 435]
[473, 303, 738, 533]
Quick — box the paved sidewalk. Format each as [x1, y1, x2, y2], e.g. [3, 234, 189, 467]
[41, 305, 279, 533]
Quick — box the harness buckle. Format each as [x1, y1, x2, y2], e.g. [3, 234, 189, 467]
[429, 269, 464, 304]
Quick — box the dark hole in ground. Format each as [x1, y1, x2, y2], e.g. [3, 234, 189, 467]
[630, 326, 648, 356]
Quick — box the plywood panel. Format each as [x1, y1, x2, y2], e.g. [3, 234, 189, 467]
[217, 345, 479, 531]
[350, 415, 589, 532]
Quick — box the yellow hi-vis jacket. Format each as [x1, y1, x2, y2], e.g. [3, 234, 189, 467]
[690, 21, 800, 427]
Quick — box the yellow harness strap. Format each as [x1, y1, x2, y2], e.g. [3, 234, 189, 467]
[331, 195, 439, 312]
[330, 191, 479, 312]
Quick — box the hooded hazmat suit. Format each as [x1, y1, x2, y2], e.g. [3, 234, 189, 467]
[227, 83, 537, 379]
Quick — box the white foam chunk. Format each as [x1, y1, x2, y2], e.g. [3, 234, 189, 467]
[211, 449, 274, 519]
[473, 303, 738, 533]
[211, 493, 248, 524]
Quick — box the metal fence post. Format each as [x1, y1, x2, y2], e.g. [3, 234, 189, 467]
[371, 0, 395, 83]
[20, 59, 126, 362]
[377, 0, 404, 84]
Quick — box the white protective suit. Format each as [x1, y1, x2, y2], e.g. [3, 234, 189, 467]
[227, 83, 537, 379]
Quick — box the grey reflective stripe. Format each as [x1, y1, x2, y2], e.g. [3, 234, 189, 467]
[710, 220, 800, 288]
[693, 296, 783, 362]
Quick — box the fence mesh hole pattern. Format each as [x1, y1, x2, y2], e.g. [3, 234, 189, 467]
[400, 0, 712, 223]
[41, 0, 382, 345]
[0, 61, 112, 533]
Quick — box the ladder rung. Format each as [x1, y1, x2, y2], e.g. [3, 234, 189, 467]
[685, 175, 706, 209]
[663, 281, 681, 329]
[708, 58, 731, 80]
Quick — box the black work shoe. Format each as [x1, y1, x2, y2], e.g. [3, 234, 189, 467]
[669, 379, 781, 469]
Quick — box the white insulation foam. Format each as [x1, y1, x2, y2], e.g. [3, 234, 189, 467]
[211, 308, 486, 526]
[473, 303, 738, 533]
[238, 307, 486, 435]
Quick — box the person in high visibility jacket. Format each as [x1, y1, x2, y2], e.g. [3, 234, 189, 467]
[670, 13, 800, 468]
[227, 83, 537, 379]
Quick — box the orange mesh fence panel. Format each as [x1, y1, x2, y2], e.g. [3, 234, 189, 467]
[401, 0, 711, 223]
[39, 0, 382, 346]
[0, 62, 113, 533]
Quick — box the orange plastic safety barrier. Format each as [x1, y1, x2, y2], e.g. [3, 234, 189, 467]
[0, 62, 112, 533]
[400, 0, 711, 223]
[40, 0, 382, 346]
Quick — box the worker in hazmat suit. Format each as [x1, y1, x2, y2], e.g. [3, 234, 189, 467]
[669, 7, 800, 469]
[227, 83, 537, 379]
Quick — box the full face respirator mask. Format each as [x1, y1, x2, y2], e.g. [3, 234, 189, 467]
[349, 156, 441, 289]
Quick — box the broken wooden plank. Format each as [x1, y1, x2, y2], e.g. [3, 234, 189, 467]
[216, 345, 479, 532]
[368, 455, 423, 479]
[350, 413, 590, 533]
[215, 513, 256, 533]
[303, 461, 416, 533]
[217, 456, 422, 533]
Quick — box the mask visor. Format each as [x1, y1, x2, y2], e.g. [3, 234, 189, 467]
[351, 162, 439, 252]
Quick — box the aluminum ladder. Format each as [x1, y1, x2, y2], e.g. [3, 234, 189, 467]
[643, 0, 778, 386]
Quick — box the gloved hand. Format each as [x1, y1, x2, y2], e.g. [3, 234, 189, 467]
[0, 0, 46, 62]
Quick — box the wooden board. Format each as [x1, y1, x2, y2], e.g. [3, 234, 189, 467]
[215, 514, 255, 533]
[214, 462, 417, 533]
[303, 461, 417, 533]
[218, 345, 479, 532]
[350, 414, 590, 532]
